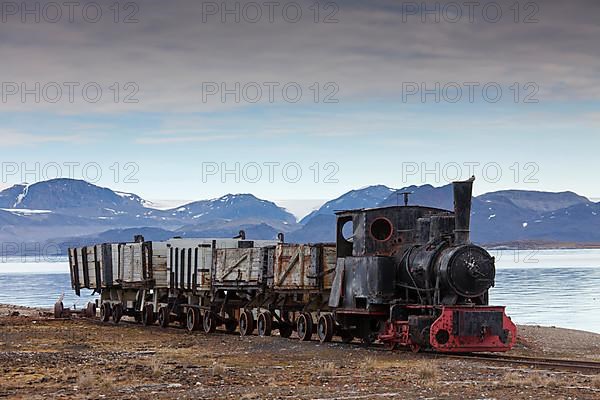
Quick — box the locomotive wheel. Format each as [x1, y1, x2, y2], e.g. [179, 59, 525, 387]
[142, 304, 155, 326]
[239, 310, 255, 337]
[296, 312, 313, 341]
[112, 304, 123, 324]
[203, 311, 217, 334]
[186, 308, 201, 332]
[100, 303, 112, 323]
[317, 314, 334, 343]
[279, 323, 293, 339]
[257, 311, 273, 337]
[158, 307, 170, 328]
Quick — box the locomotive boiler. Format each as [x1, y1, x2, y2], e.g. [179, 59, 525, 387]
[66, 177, 516, 353]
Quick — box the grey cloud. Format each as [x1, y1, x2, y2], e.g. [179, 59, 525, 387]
[0, 0, 598, 114]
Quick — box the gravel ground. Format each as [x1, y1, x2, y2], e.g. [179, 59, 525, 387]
[0, 305, 599, 399]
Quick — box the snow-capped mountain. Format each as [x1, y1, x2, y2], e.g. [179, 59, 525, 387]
[0, 179, 148, 217]
[2, 178, 600, 254]
[168, 193, 297, 230]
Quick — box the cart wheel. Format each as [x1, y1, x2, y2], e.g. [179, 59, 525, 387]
[239, 310, 255, 337]
[187, 308, 201, 332]
[85, 302, 96, 318]
[203, 311, 216, 334]
[318, 314, 334, 343]
[142, 304, 155, 326]
[53, 301, 64, 319]
[296, 312, 313, 341]
[279, 323, 293, 339]
[100, 303, 112, 323]
[158, 306, 170, 328]
[257, 311, 273, 337]
[112, 304, 123, 324]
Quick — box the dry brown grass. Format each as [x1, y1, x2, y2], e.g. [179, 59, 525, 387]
[211, 361, 226, 377]
[318, 361, 337, 376]
[150, 357, 162, 377]
[76, 371, 95, 388]
[76, 370, 115, 391]
[502, 371, 564, 388]
[363, 355, 400, 370]
[415, 362, 438, 382]
[591, 375, 600, 389]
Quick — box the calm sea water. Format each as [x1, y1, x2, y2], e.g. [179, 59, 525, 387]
[1, 250, 599, 333]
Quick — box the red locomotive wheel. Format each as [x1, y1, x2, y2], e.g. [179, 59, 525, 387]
[100, 303, 112, 323]
[142, 304, 155, 326]
[296, 312, 313, 341]
[203, 311, 217, 334]
[318, 314, 334, 343]
[257, 311, 273, 337]
[239, 310, 255, 337]
[112, 304, 123, 324]
[187, 308, 201, 332]
[158, 307, 170, 328]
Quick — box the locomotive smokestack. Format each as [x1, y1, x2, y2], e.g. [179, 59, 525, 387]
[453, 176, 475, 245]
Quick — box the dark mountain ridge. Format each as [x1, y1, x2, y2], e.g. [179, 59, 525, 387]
[1, 178, 598, 254]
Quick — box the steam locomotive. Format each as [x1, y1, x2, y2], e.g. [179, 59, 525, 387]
[66, 177, 516, 353]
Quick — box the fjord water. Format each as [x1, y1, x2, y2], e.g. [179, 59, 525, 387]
[1, 250, 599, 334]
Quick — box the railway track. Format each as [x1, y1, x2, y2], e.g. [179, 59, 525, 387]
[79, 315, 600, 374]
[435, 353, 600, 374]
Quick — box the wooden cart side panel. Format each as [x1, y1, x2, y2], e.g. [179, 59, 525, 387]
[321, 245, 337, 290]
[150, 243, 168, 288]
[91, 246, 101, 289]
[111, 244, 121, 285]
[198, 247, 212, 290]
[77, 248, 85, 288]
[273, 244, 318, 290]
[97, 244, 113, 288]
[214, 247, 265, 285]
[120, 243, 144, 283]
[68, 248, 81, 291]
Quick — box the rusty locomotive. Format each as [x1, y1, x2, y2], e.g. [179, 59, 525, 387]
[66, 177, 516, 352]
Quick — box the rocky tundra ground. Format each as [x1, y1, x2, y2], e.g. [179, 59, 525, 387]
[0, 304, 599, 399]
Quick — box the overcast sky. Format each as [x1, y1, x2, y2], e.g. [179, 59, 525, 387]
[1, 0, 599, 212]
